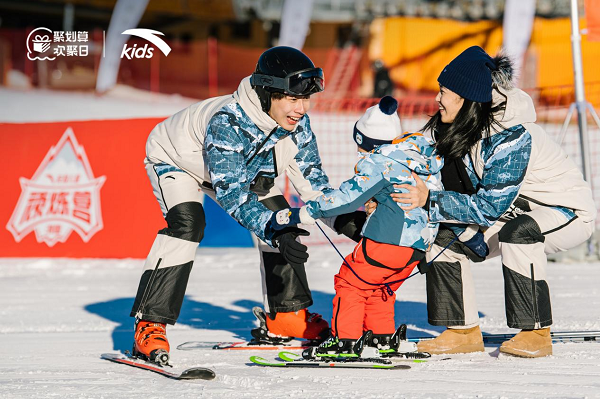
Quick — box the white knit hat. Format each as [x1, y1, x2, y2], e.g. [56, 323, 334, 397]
[353, 96, 402, 152]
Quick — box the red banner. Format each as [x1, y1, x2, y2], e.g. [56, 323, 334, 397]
[0, 119, 166, 258]
[586, 0, 600, 41]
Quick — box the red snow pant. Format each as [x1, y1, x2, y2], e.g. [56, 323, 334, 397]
[331, 238, 421, 339]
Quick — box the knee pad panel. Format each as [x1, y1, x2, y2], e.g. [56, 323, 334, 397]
[498, 214, 544, 245]
[160, 202, 206, 243]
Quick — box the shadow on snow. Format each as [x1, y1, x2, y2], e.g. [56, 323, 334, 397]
[85, 291, 484, 351]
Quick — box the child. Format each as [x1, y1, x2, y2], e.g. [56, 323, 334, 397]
[266, 96, 443, 354]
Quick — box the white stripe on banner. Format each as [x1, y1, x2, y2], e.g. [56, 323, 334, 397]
[278, 0, 314, 50]
[96, 0, 149, 93]
[502, 0, 536, 86]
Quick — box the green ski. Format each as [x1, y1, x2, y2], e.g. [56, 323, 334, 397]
[249, 351, 410, 370]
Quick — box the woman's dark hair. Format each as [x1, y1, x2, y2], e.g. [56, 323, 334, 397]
[423, 88, 507, 160]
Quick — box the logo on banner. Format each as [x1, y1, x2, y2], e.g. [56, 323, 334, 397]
[7, 128, 106, 247]
[27, 27, 90, 61]
[120, 28, 171, 59]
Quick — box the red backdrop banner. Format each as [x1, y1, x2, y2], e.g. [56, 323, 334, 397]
[1, 118, 166, 258]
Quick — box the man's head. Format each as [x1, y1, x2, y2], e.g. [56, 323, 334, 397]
[268, 92, 311, 131]
[250, 46, 324, 127]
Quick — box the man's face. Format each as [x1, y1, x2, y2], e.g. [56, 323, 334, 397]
[435, 85, 464, 124]
[268, 95, 311, 131]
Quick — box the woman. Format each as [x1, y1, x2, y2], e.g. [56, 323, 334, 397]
[396, 46, 596, 358]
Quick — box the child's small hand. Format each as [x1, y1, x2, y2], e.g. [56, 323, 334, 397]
[365, 199, 377, 215]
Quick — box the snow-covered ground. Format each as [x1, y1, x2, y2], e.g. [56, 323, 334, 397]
[2, 245, 600, 399]
[0, 86, 197, 122]
[2, 87, 600, 397]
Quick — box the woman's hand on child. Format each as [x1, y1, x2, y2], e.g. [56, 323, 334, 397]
[393, 172, 429, 210]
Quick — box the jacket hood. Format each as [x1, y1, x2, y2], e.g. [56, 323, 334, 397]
[233, 76, 278, 134]
[377, 133, 443, 176]
[493, 87, 537, 130]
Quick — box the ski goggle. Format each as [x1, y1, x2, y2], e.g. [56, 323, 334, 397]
[251, 68, 325, 96]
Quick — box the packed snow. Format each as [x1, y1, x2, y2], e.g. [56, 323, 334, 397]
[0, 86, 197, 122]
[2, 245, 600, 398]
[2, 87, 600, 398]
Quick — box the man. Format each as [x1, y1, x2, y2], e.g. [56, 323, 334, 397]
[129, 46, 365, 365]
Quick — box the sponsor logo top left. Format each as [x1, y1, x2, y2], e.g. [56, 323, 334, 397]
[27, 27, 90, 61]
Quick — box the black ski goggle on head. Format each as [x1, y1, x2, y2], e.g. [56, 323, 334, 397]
[251, 68, 325, 96]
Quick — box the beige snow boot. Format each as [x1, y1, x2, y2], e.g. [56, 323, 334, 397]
[417, 326, 484, 354]
[499, 328, 552, 358]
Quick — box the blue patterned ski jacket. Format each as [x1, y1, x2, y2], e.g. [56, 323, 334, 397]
[205, 103, 330, 246]
[428, 87, 596, 227]
[303, 133, 443, 252]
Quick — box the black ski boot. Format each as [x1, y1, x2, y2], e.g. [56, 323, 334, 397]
[370, 324, 430, 359]
[303, 330, 375, 360]
[369, 324, 408, 350]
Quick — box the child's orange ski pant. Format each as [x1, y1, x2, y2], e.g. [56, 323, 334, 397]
[331, 238, 421, 339]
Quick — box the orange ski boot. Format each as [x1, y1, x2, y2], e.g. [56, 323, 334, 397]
[265, 308, 329, 340]
[133, 320, 170, 366]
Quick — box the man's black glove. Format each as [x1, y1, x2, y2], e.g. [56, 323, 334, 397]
[333, 211, 367, 243]
[273, 227, 310, 268]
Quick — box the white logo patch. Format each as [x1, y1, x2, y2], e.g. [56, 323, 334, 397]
[121, 28, 171, 59]
[276, 209, 291, 226]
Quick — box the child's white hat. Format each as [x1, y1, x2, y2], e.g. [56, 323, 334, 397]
[353, 96, 402, 151]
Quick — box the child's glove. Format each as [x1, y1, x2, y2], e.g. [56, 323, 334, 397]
[267, 207, 316, 233]
[333, 211, 367, 243]
[461, 231, 489, 258]
[268, 208, 302, 231]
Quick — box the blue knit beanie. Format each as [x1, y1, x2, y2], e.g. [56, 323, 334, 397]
[437, 46, 497, 103]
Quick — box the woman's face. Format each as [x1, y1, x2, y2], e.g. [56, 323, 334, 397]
[436, 85, 464, 123]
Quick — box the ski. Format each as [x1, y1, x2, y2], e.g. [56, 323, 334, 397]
[249, 351, 411, 369]
[379, 349, 431, 361]
[483, 330, 600, 344]
[294, 347, 430, 363]
[177, 339, 312, 351]
[180, 331, 599, 352]
[101, 353, 216, 380]
[411, 330, 600, 344]
[178, 307, 324, 351]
